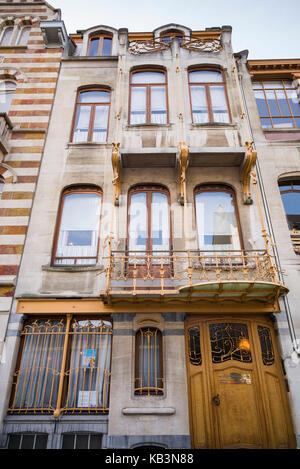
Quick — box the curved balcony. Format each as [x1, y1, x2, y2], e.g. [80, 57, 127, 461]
[100, 250, 288, 310]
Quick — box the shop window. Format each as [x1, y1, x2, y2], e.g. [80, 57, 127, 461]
[52, 186, 102, 266]
[189, 69, 230, 124]
[253, 80, 300, 129]
[135, 328, 163, 395]
[129, 70, 168, 124]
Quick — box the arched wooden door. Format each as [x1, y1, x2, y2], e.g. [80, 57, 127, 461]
[186, 315, 295, 449]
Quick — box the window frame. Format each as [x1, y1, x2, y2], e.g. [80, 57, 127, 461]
[87, 34, 113, 57]
[129, 69, 169, 125]
[61, 433, 102, 449]
[71, 87, 111, 143]
[7, 433, 48, 450]
[0, 25, 13, 46]
[134, 327, 164, 396]
[188, 68, 231, 124]
[16, 25, 31, 46]
[51, 185, 103, 266]
[193, 184, 244, 252]
[127, 184, 172, 253]
[0, 80, 16, 114]
[253, 79, 300, 129]
[279, 180, 300, 231]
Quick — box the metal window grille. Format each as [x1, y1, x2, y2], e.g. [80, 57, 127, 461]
[135, 328, 163, 396]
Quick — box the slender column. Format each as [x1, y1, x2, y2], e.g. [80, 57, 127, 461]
[53, 314, 72, 418]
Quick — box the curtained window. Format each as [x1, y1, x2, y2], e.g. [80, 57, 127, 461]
[195, 185, 242, 252]
[72, 89, 110, 143]
[0, 81, 16, 114]
[88, 35, 112, 56]
[189, 70, 230, 124]
[53, 187, 102, 265]
[9, 317, 112, 414]
[135, 328, 163, 395]
[130, 70, 167, 124]
[253, 80, 300, 129]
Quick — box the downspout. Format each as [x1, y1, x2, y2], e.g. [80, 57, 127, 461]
[233, 52, 300, 361]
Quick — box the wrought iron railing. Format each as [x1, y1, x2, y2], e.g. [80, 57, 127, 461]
[104, 249, 282, 295]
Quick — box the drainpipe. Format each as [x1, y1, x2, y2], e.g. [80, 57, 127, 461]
[233, 52, 300, 362]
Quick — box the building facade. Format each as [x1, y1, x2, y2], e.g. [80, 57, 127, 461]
[0, 1, 299, 450]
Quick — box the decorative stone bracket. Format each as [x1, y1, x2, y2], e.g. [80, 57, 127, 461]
[112, 142, 121, 206]
[241, 141, 257, 205]
[177, 141, 189, 205]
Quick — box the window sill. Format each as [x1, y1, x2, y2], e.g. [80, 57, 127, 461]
[63, 56, 118, 61]
[122, 407, 175, 416]
[191, 122, 236, 128]
[126, 123, 172, 129]
[42, 263, 104, 273]
[263, 128, 300, 133]
[67, 142, 111, 149]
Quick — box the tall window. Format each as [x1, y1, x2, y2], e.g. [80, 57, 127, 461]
[53, 186, 102, 265]
[253, 80, 300, 129]
[17, 26, 31, 46]
[135, 328, 163, 395]
[194, 185, 242, 251]
[0, 26, 13, 46]
[0, 81, 16, 114]
[9, 317, 112, 414]
[128, 185, 171, 256]
[189, 70, 230, 124]
[72, 89, 110, 143]
[279, 181, 300, 254]
[129, 70, 168, 125]
[88, 34, 112, 56]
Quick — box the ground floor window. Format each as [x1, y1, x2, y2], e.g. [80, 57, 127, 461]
[61, 433, 102, 449]
[7, 433, 48, 449]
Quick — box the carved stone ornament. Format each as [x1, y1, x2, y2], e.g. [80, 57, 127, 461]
[128, 39, 170, 54]
[178, 141, 189, 205]
[181, 38, 222, 53]
[241, 141, 257, 205]
[111, 142, 121, 205]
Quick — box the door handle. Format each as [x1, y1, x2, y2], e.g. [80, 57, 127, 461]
[212, 394, 220, 406]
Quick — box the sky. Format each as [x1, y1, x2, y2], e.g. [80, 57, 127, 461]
[47, 0, 300, 59]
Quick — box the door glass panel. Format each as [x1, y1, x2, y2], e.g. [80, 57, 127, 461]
[128, 192, 147, 254]
[258, 326, 275, 366]
[209, 323, 252, 364]
[188, 326, 202, 366]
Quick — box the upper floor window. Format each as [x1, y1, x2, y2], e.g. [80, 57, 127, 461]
[17, 26, 31, 46]
[135, 327, 163, 396]
[189, 70, 230, 124]
[0, 81, 16, 114]
[160, 31, 184, 44]
[0, 26, 13, 46]
[129, 70, 168, 125]
[253, 80, 300, 129]
[194, 185, 242, 252]
[88, 35, 112, 56]
[52, 186, 102, 266]
[72, 89, 110, 143]
[279, 181, 300, 255]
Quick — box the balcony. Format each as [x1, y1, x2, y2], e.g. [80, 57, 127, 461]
[100, 250, 288, 309]
[0, 113, 13, 157]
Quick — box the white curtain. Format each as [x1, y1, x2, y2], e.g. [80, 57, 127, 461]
[130, 87, 146, 124]
[151, 192, 169, 255]
[128, 192, 147, 253]
[92, 106, 108, 142]
[151, 87, 167, 124]
[190, 86, 208, 123]
[210, 86, 230, 123]
[73, 105, 91, 142]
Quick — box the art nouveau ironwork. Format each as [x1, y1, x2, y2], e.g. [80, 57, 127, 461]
[209, 323, 252, 364]
[258, 325, 275, 366]
[188, 326, 202, 366]
[135, 328, 163, 396]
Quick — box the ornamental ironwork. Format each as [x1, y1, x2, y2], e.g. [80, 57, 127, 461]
[209, 323, 252, 364]
[128, 39, 170, 54]
[258, 325, 275, 366]
[181, 37, 222, 53]
[188, 326, 202, 366]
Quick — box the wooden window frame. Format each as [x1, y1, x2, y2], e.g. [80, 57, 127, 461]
[127, 184, 172, 253]
[71, 87, 111, 143]
[87, 34, 113, 56]
[134, 327, 164, 396]
[129, 69, 169, 125]
[188, 68, 231, 124]
[51, 185, 103, 266]
[253, 79, 300, 129]
[193, 184, 244, 252]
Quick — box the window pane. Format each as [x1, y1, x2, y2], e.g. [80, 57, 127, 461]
[90, 435, 102, 449]
[252, 82, 262, 89]
[75, 435, 89, 449]
[210, 86, 229, 123]
[129, 192, 147, 252]
[35, 435, 48, 449]
[151, 192, 169, 252]
[190, 85, 208, 123]
[62, 434, 75, 449]
[0, 81, 16, 114]
[18, 27, 30, 46]
[294, 117, 300, 128]
[79, 90, 110, 103]
[276, 90, 292, 117]
[286, 89, 300, 117]
[280, 190, 300, 230]
[93, 105, 109, 142]
[261, 118, 272, 128]
[130, 87, 146, 124]
[195, 191, 240, 251]
[254, 90, 269, 117]
[151, 86, 167, 124]
[1, 27, 13, 46]
[189, 70, 223, 83]
[265, 90, 280, 116]
[56, 193, 101, 264]
[8, 435, 21, 449]
[132, 71, 165, 84]
[136, 329, 162, 394]
[263, 81, 283, 89]
[73, 105, 91, 142]
[21, 435, 35, 449]
[88, 38, 99, 56]
[272, 117, 294, 128]
[102, 38, 112, 56]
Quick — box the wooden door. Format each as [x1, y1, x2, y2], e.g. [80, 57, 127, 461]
[186, 316, 295, 449]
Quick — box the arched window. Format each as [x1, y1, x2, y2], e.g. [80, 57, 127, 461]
[279, 180, 300, 254]
[72, 89, 110, 143]
[0, 26, 13, 46]
[88, 34, 112, 56]
[135, 328, 163, 395]
[127, 185, 171, 255]
[129, 70, 168, 125]
[0, 81, 16, 114]
[17, 26, 31, 46]
[188, 69, 230, 124]
[194, 185, 242, 252]
[52, 186, 102, 266]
